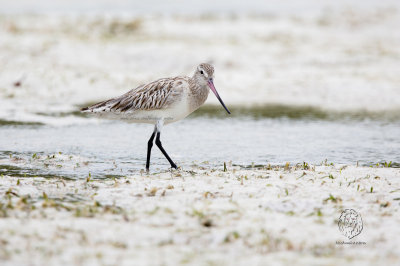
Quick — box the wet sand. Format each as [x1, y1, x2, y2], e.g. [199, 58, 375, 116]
[0, 163, 399, 265]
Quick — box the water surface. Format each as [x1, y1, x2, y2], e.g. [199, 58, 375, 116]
[1, 116, 399, 179]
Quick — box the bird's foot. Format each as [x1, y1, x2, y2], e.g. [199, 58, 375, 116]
[170, 163, 178, 169]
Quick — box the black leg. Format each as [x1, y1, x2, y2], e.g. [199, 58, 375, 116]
[146, 132, 156, 171]
[155, 132, 177, 169]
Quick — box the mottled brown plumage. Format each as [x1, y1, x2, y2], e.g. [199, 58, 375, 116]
[81, 63, 230, 170]
[83, 77, 187, 113]
[82, 64, 215, 115]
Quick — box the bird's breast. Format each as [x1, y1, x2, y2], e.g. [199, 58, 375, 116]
[188, 86, 209, 113]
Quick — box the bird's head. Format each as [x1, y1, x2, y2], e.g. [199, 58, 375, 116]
[194, 63, 215, 83]
[194, 63, 230, 114]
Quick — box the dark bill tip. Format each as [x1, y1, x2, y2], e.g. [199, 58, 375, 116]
[207, 80, 231, 115]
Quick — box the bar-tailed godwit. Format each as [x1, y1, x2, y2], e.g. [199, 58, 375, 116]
[82, 63, 230, 170]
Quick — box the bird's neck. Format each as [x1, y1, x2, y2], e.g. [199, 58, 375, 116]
[188, 77, 209, 112]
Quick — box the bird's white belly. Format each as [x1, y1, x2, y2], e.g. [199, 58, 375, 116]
[118, 94, 191, 125]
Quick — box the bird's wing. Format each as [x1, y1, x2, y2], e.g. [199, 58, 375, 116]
[82, 77, 186, 113]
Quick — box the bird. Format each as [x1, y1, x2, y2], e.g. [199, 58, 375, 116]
[81, 63, 230, 171]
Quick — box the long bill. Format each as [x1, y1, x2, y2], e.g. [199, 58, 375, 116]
[207, 79, 231, 114]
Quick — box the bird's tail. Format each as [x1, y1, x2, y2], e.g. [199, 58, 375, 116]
[81, 99, 111, 113]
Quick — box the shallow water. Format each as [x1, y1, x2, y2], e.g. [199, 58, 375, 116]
[1, 116, 399, 179]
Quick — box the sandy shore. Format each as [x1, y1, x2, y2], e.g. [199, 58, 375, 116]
[0, 163, 399, 265]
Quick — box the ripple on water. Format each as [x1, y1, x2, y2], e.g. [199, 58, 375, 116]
[0, 117, 399, 179]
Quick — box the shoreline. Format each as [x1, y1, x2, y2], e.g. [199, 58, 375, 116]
[1, 164, 399, 265]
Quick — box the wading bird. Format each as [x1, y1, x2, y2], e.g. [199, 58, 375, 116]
[82, 63, 230, 171]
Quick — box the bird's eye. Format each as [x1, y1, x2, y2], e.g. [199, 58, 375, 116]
[200, 70, 204, 75]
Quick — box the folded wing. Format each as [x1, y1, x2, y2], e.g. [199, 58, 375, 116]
[82, 77, 184, 113]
